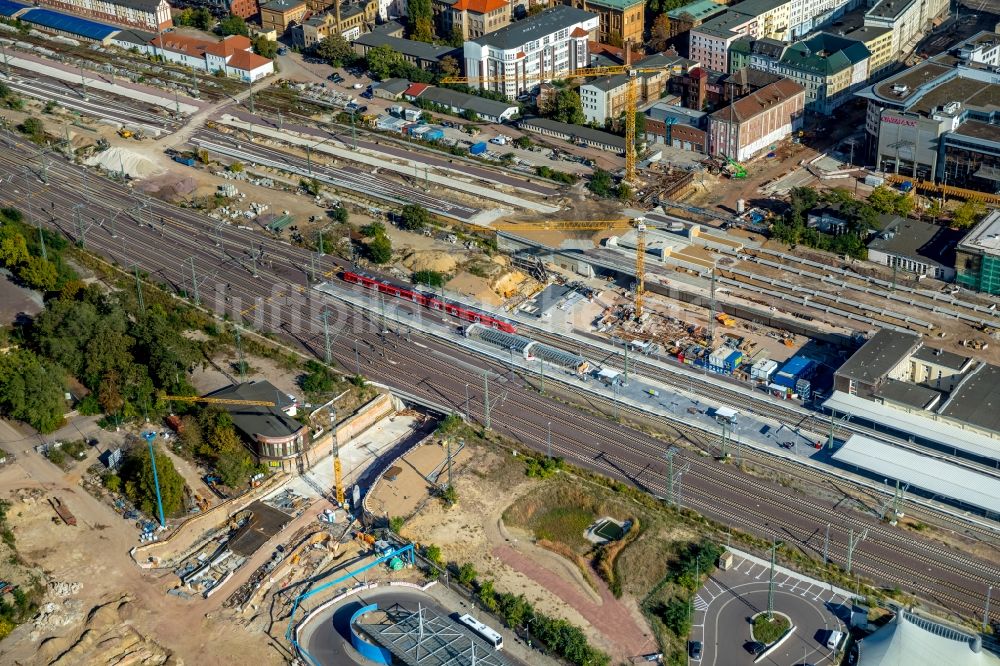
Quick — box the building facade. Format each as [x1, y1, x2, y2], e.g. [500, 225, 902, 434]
[707, 77, 803, 160]
[151, 33, 274, 80]
[866, 216, 963, 282]
[856, 31, 1000, 191]
[689, 0, 793, 73]
[956, 210, 1000, 295]
[227, 0, 258, 19]
[580, 73, 629, 124]
[293, 1, 376, 47]
[463, 5, 598, 100]
[563, 0, 643, 46]
[33, 0, 171, 30]
[439, 0, 510, 40]
[260, 0, 308, 33]
[729, 32, 870, 113]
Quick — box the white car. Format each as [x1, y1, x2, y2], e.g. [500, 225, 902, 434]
[353, 83, 364, 89]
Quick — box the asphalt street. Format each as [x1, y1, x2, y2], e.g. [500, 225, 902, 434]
[693, 553, 848, 666]
[0, 136, 996, 625]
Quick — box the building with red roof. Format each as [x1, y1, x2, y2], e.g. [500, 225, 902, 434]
[439, 0, 509, 40]
[150, 33, 274, 81]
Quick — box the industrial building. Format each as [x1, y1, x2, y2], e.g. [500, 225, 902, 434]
[517, 117, 626, 152]
[205, 381, 311, 472]
[854, 611, 1000, 665]
[866, 216, 965, 282]
[410, 86, 520, 123]
[857, 31, 1000, 191]
[17, 7, 120, 43]
[956, 210, 1000, 295]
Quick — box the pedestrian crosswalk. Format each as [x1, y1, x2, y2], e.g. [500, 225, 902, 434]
[693, 595, 710, 611]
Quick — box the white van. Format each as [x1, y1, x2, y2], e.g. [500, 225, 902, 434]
[826, 630, 844, 650]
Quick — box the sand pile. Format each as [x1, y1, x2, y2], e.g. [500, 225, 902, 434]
[401, 250, 461, 274]
[85, 147, 160, 179]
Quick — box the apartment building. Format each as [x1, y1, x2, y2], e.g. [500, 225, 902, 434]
[857, 31, 1000, 190]
[226, 0, 258, 18]
[729, 32, 870, 113]
[667, 0, 726, 39]
[787, 0, 858, 38]
[34, 0, 171, 30]
[463, 5, 599, 100]
[580, 73, 628, 123]
[562, 0, 644, 46]
[292, 1, 376, 46]
[863, 0, 948, 62]
[707, 76, 804, 160]
[688, 0, 792, 73]
[439, 0, 510, 41]
[260, 0, 307, 34]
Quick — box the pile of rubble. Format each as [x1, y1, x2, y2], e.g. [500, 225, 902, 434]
[214, 169, 275, 187]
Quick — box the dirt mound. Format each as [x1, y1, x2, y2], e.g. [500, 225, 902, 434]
[135, 174, 198, 201]
[37, 595, 177, 666]
[85, 148, 161, 180]
[400, 250, 460, 274]
[491, 270, 527, 298]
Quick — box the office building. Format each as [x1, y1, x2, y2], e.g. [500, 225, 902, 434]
[707, 76, 804, 160]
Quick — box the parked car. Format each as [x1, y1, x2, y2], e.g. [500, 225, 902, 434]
[689, 641, 702, 660]
[360, 90, 373, 99]
[327, 73, 343, 83]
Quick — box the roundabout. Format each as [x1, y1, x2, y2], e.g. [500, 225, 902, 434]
[690, 552, 850, 665]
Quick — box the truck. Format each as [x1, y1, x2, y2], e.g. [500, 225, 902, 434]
[469, 141, 488, 155]
[49, 497, 77, 526]
[173, 155, 196, 167]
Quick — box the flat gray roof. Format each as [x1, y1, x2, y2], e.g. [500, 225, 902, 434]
[518, 116, 626, 149]
[833, 434, 1000, 514]
[354, 32, 455, 61]
[205, 381, 303, 440]
[419, 86, 518, 117]
[873, 379, 942, 410]
[956, 209, 1000, 256]
[911, 346, 971, 372]
[824, 391, 1000, 462]
[471, 5, 596, 50]
[866, 217, 964, 272]
[834, 329, 921, 386]
[938, 363, 1000, 435]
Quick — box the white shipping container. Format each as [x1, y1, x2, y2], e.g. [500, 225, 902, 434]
[750, 358, 779, 381]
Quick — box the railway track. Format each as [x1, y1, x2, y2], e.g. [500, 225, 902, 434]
[0, 142, 996, 625]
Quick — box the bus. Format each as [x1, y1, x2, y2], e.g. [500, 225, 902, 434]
[458, 614, 504, 650]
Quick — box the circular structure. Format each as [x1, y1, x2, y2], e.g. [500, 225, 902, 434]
[296, 587, 526, 666]
[691, 555, 848, 666]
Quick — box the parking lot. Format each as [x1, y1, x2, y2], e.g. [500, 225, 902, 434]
[690, 551, 851, 665]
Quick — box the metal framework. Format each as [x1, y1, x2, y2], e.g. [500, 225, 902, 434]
[161, 395, 276, 407]
[357, 603, 509, 666]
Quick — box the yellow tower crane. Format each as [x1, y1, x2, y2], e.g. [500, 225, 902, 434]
[329, 408, 344, 507]
[470, 218, 648, 316]
[160, 395, 276, 407]
[442, 64, 674, 183]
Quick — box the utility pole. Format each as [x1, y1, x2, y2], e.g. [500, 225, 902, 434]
[708, 267, 717, 344]
[623, 340, 629, 385]
[317, 228, 324, 255]
[768, 539, 783, 619]
[546, 421, 552, 459]
[823, 523, 830, 565]
[248, 77, 254, 114]
[464, 383, 470, 421]
[133, 264, 145, 315]
[354, 339, 360, 375]
[321, 309, 332, 364]
[846, 527, 868, 574]
[985, 585, 993, 633]
[538, 357, 545, 394]
[189, 256, 199, 305]
[483, 370, 490, 431]
[720, 419, 730, 459]
[0, 39, 10, 76]
[234, 326, 247, 382]
[73, 204, 86, 247]
[277, 111, 283, 130]
[665, 447, 678, 506]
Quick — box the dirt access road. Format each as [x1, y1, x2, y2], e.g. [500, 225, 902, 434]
[0, 417, 282, 666]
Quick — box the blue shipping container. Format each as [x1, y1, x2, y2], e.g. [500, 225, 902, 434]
[423, 129, 444, 141]
[725, 350, 743, 369]
[470, 141, 488, 155]
[773, 356, 815, 389]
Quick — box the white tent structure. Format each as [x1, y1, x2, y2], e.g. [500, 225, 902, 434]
[858, 611, 1000, 666]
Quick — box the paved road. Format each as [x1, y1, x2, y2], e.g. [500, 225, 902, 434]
[298, 586, 530, 666]
[0, 138, 996, 625]
[693, 554, 847, 666]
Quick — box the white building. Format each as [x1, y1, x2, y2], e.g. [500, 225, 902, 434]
[864, 0, 949, 61]
[463, 5, 598, 100]
[689, 0, 793, 73]
[579, 73, 628, 124]
[150, 34, 274, 81]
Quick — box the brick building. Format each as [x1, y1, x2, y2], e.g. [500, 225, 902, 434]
[563, 0, 643, 46]
[707, 77, 804, 161]
[260, 0, 307, 33]
[33, 0, 171, 30]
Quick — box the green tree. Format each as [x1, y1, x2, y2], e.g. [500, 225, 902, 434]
[301, 359, 336, 393]
[867, 185, 902, 214]
[650, 13, 671, 51]
[407, 0, 434, 42]
[17, 117, 45, 144]
[658, 597, 691, 636]
[192, 7, 213, 30]
[314, 35, 356, 67]
[546, 88, 584, 124]
[253, 35, 278, 59]
[514, 135, 533, 150]
[398, 203, 430, 231]
[424, 543, 443, 566]
[365, 44, 405, 79]
[216, 447, 256, 487]
[437, 54, 461, 79]
[389, 516, 405, 533]
[588, 168, 613, 197]
[0, 349, 65, 433]
[330, 205, 349, 224]
[457, 562, 477, 585]
[360, 221, 386, 237]
[413, 270, 447, 287]
[300, 178, 321, 196]
[120, 444, 186, 517]
[0, 227, 29, 266]
[367, 234, 393, 264]
[446, 24, 464, 47]
[219, 14, 249, 36]
[18, 256, 58, 290]
[952, 200, 984, 229]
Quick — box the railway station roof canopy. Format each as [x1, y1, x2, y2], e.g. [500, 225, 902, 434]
[832, 434, 1000, 514]
[823, 391, 1000, 463]
[857, 610, 1000, 666]
[356, 604, 509, 666]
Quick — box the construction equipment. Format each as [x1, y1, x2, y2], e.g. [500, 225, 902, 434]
[160, 394, 275, 407]
[117, 128, 133, 139]
[723, 156, 747, 179]
[442, 61, 679, 182]
[330, 409, 344, 507]
[142, 431, 167, 528]
[716, 313, 736, 326]
[483, 218, 648, 316]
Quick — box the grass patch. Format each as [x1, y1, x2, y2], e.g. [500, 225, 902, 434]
[752, 614, 790, 644]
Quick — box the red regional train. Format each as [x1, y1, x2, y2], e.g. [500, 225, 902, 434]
[341, 271, 518, 333]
